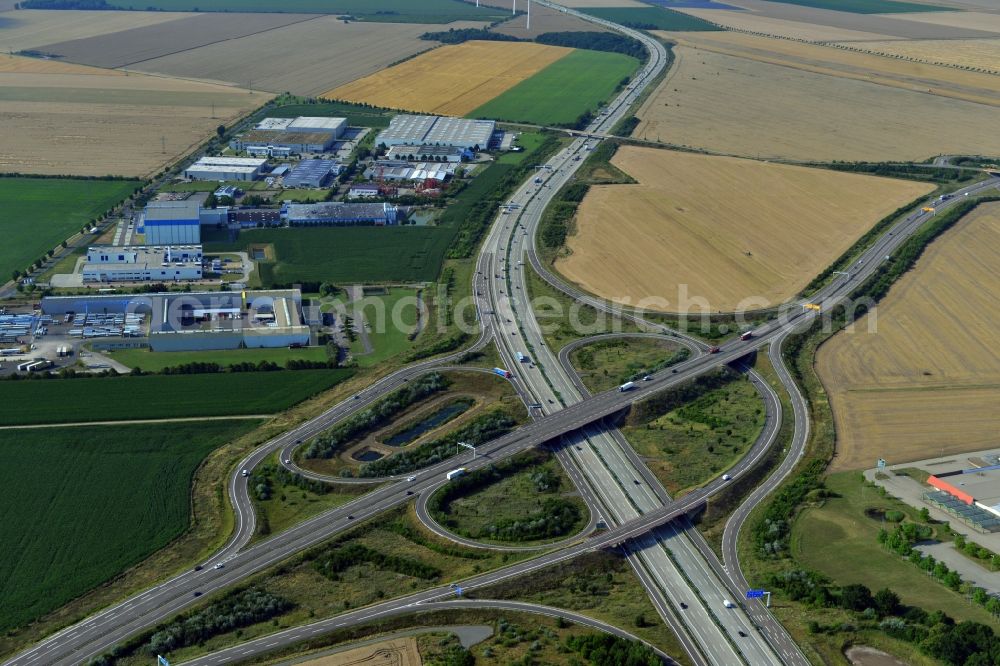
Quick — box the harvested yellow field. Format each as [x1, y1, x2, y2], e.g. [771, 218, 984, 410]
[677, 9, 899, 41]
[0, 55, 122, 76]
[322, 40, 571, 116]
[633, 45, 1000, 161]
[836, 38, 1000, 74]
[659, 31, 1000, 106]
[817, 203, 1000, 471]
[296, 637, 421, 666]
[0, 9, 193, 53]
[556, 147, 933, 312]
[0, 70, 271, 177]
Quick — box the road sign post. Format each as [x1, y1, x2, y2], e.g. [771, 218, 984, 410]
[458, 442, 476, 460]
[746, 589, 771, 607]
[158, 656, 170, 666]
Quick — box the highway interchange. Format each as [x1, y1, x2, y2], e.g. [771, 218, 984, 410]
[6, 2, 1000, 665]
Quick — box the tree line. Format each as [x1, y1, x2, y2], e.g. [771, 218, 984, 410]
[304, 372, 449, 459]
[359, 409, 516, 478]
[313, 543, 440, 582]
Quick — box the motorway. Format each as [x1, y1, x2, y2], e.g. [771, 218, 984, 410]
[7, 2, 1000, 664]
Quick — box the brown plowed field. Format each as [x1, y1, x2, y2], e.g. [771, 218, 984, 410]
[556, 147, 932, 312]
[633, 43, 1000, 161]
[132, 18, 484, 95]
[818, 203, 1000, 471]
[0, 10, 194, 53]
[0, 70, 270, 177]
[323, 40, 572, 116]
[34, 12, 319, 69]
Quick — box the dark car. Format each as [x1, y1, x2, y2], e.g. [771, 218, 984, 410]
[347, 515, 354, 520]
[193, 591, 202, 597]
[738, 630, 747, 637]
[680, 602, 688, 610]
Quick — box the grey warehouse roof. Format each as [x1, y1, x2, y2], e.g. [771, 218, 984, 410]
[376, 114, 495, 148]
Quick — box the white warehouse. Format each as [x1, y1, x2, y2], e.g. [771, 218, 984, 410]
[184, 156, 267, 182]
[82, 245, 203, 283]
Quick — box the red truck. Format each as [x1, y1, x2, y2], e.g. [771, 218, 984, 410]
[739, 331, 753, 341]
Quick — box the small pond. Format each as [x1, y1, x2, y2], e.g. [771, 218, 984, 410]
[383, 399, 473, 447]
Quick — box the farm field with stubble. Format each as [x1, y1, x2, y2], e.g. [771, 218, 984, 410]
[323, 41, 572, 116]
[0, 57, 270, 177]
[556, 147, 933, 312]
[130, 18, 486, 95]
[633, 42, 1000, 161]
[0, 9, 194, 53]
[816, 202, 1000, 472]
[0, 421, 261, 634]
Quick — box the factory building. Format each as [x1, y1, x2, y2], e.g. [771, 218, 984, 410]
[82, 245, 203, 283]
[233, 116, 348, 155]
[375, 115, 495, 151]
[386, 145, 471, 163]
[232, 130, 335, 155]
[41, 290, 310, 351]
[282, 159, 343, 188]
[256, 116, 347, 137]
[281, 202, 399, 226]
[368, 160, 456, 183]
[143, 201, 201, 245]
[184, 156, 267, 182]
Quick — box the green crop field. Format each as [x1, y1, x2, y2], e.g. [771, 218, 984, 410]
[206, 226, 454, 285]
[766, 0, 949, 13]
[582, 7, 721, 31]
[102, 0, 507, 21]
[0, 177, 140, 281]
[469, 49, 640, 127]
[0, 420, 260, 633]
[103, 346, 330, 373]
[0, 370, 352, 426]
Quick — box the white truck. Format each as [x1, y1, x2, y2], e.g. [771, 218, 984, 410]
[446, 467, 467, 481]
[516, 351, 530, 363]
[618, 381, 636, 392]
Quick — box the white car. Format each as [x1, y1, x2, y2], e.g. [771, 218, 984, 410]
[241, 469, 249, 477]
[283, 459, 291, 465]
[406, 476, 416, 482]
[723, 599, 735, 609]
[722, 473, 731, 481]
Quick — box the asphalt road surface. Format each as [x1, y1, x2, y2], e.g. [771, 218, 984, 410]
[7, 0, 999, 663]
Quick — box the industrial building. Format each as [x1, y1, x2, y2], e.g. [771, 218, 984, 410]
[184, 156, 267, 182]
[233, 116, 348, 155]
[143, 201, 201, 245]
[282, 159, 343, 188]
[368, 160, 456, 183]
[256, 116, 347, 137]
[41, 290, 310, 351]
[232, 130, 336, 155]
[386, 145, 471, 163]
[281, 202, 399, 226]
[229, 207, 282, 228]
[375, 115, 495, 151]
[924, 463, 1000, 532]
[348, 184, 381, 199]
[82, 245, 203, 283]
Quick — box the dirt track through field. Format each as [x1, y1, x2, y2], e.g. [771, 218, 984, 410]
[556, 147, 932, 312]
[817, 202, 1000, 471]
